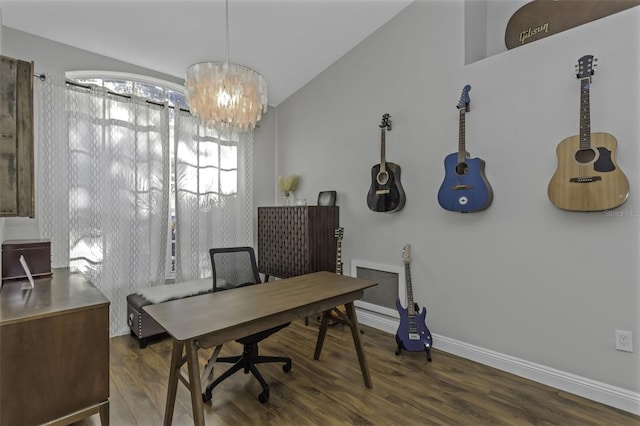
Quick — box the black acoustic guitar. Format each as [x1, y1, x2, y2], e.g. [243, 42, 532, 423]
[367, 113, 406, 213]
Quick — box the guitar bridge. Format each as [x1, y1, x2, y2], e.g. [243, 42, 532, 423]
[450, 184, 474, 190]
[376, 189, 390, 195]
[408, 333, 421, 341]
[570, 176, 602, 183]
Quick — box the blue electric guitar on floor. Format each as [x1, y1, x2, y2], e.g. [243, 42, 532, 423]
[437, 85, 493, 213]
[395, 244, 432, 361]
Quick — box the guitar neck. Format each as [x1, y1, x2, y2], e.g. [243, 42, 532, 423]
[457, 108, 466, 163]
[336, 241, 343, 275]
[579, 77, 591, 149]
[405, 262, 415, 316]
[379, 127, 387, 172]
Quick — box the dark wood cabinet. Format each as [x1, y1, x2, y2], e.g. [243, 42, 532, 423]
[258, 206, 339, 279]
[0, 269, 110, 425]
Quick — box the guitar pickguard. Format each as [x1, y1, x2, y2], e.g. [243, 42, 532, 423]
[594, 147, 615, 172]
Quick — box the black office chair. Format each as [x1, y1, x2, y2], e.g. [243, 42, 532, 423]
[203, 247, 292, 404]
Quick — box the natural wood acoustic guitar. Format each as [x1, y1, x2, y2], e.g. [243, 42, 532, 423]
[548, 55, 629, 211]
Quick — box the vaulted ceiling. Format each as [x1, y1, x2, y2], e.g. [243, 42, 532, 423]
[0, 0, 413, 105]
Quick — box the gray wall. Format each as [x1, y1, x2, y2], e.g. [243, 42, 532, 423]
[275, 0, 639, 396]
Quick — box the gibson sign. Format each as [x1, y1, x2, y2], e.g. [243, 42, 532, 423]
[505, 0, 639, 50]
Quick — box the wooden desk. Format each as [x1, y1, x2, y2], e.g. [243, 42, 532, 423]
[144, 271, 377, 426]
[0, 268, 110, 425]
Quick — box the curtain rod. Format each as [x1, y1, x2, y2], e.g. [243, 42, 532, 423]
[33, 73, 195, 112]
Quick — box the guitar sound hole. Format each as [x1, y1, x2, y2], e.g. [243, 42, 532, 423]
[575, 148, 596, 164]
[376, 171, 389, 185]
[455, 163, 469, 175]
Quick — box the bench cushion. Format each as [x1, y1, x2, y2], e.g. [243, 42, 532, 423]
[136, 278, 222, 303]
[127, 278, 224, 348]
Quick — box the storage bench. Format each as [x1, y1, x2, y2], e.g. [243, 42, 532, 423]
[127, 278, 218, 348]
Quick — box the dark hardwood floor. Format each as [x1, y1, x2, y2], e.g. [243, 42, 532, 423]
[77, 320, 639, 425]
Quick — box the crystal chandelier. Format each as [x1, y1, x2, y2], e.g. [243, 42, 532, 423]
[185, 0, 267, 132]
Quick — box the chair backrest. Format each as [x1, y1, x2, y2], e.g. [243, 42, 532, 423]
[209, 247, 262, 292]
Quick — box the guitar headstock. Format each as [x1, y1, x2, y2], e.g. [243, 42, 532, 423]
[335, 227, 344, 241]
[576, 55, 597, 80]
[402, 244, 411, 264]
[457, 85, 471, 112]
[379, 113, 392, 131]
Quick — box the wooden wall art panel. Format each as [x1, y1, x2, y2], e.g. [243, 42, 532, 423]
[0, 54, 34, 217]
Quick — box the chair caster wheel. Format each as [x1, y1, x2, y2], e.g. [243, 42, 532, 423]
[202, 390, 212, 403]
[258, 389, 269, 403]
[283, 362, 292, 373]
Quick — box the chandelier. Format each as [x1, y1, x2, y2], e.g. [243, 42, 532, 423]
[185, 0, 267, 133]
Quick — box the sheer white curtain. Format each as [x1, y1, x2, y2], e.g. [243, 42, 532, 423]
[173, 109, 254, 282]
[38, 77, 170, 336]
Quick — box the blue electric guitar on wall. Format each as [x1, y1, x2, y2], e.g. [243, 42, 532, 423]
[395, 244, 432, 361]
[437, 85, 493, 213]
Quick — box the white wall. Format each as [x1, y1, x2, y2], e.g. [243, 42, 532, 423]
[252, 107, 278, 242]
[276, 0, 639, 406]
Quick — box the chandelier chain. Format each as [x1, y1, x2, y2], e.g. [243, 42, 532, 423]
[225, 0, 230, 65]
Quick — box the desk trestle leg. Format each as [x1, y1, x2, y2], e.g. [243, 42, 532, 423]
[344, 302, 372, 388]
[163, 340, 206, 426]
[164, 340, 184, 426]
[314, 303, 372, 389]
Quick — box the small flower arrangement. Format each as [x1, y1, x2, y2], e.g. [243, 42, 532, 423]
[278, 175, 299, 205]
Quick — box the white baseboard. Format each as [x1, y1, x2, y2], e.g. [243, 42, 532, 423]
[356, 308, 640, 416]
